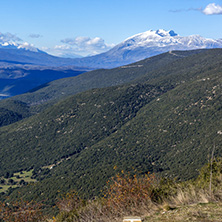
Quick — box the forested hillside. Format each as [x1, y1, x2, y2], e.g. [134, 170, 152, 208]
[0, 49, 222, 215]
[0, 49, 210, 126]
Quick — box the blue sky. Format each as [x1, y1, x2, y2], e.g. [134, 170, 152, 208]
[0, 0, 222, 57]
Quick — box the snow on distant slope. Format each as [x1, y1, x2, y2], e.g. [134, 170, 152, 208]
[109, 29, 222, 60]
[68, 29, 222, 68]
[0, 40, 42, 53]
[121, 29, 222, 49]
[0, 29, 221, 69]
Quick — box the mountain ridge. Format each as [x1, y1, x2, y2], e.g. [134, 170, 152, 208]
[0, 29, 222, 70]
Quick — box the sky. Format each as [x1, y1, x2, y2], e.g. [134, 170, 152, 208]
[0, 0, 222, 57]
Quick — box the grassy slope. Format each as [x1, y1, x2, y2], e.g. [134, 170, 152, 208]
[52, 159, 222, 221]
[144, 202, 222, 222]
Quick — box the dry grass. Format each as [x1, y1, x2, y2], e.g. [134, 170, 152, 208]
[54, 160, 222, 221]
[170, 185, 210, 206]
[144, 202, 222, 222]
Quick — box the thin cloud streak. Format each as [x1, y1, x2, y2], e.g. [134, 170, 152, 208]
[169, 7, 202, 13]
[29, 34, 42, 38]
[170, 3, 222, 15]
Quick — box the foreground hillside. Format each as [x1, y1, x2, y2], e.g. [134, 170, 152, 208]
[145, 202, 222, 222]
[54, 159, 222, 221]
[0, 48, 222, 214]
[2, 160, 222, 221]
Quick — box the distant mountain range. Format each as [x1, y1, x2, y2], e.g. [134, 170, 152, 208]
[61, 29, 222, 68]
[0, 48, 83, 67]
[0, 40, 43, 52]
[0, 29, 222, 99]
[0, 29, 222, 69]
[0, 46, 88, 99]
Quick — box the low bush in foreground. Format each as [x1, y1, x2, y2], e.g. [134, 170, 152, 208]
[55, 171, 157, 222]
[0, 200, 45, 222]
[1, 158, 222, 221]
[55, 159, 222, 222]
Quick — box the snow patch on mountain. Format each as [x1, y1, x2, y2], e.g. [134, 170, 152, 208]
[120, 29, 222, 50]
[94, 29, 222, 67]
[0, 29, 221, 69]
[0, 40, 42, 53]
[59, 29, 222, 69]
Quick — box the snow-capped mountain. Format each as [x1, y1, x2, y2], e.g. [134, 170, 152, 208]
[69, 29, 222, 68]
[120, 29, 222, 49]
[105, 29, 222, 65]
[0, 29, 222, 69]
[0, 41, 43, 53]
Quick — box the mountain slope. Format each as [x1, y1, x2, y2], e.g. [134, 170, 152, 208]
[0, 48, 74, 66]
[0, 49, 204, 126]
[1, 48, 222, 206]
[0, 83, 166, 175]
[1, 50, 205, 106]
[0, 49, 219, 126]
[0, 100, 30, 127]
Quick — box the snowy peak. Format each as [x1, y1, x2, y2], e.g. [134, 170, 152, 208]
[118, 29, 222, 51]
[125, 29, 178, 41]
[0, 40, 42, 53]
[17, 42, 42, 53]
[88, 29, 222, 68]
[0, 41, 18, 49]
[0, 29, 221, 70]
[121, 29, 181, 50]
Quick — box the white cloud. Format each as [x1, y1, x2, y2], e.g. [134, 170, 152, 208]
[0, 32, 22, 43]
[54, 45, 72, 50]
[170, 3, 222, 15]
[203, 3, 222, 15]
[60, 36, 115, 56]
[43, 45, 83, 58]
